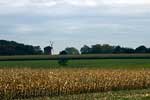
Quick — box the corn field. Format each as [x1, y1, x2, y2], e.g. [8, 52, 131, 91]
[1, 68, 150, 99]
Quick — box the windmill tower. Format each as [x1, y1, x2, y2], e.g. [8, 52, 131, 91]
[44, 41, 54, 55]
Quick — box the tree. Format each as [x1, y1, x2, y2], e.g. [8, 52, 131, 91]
[113, 46, 135, 54]
[135, 45, 147, 53]
[147, 48, 150, 53]
[91, 44, 102, 54]
[34, 46, 43, 54]
[101, 44, 114, 53]
[58, 50, 68, 66]
[113, 46, 127, 53]
[80, 45, 91, 54]
[123, 48, 135, 53]
[0, 40, 42, 55]
[65, 47, 80, 55]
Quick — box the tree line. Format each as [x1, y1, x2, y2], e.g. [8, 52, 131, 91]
[0, 40, 150, 55]
[0, 40, 42, 55]
[61, 44, 150, 55]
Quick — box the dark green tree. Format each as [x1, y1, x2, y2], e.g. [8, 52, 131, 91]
[65, 47, 80, 55]
[113, 46, 124, 53]
[0, 40, 42, 55]
[80, 45, 91, 54]
[123, 48, 135, 53]
[135, 45, 147, 53]
[91, 44, 102, 54]
[58, 50, 68, 66]
[147, 48, 150, 53]
[101, 44, 115, 53]
[34, 46, 43, 54]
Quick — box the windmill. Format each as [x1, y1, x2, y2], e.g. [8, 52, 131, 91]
[44, 41, 54, 55]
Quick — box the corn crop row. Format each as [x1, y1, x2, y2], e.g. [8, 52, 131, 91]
[0, 68, 150, 99]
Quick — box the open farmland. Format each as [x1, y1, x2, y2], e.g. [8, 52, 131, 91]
[0, 55, 150, 99]
[1, 68, 150, 100]
[0, 59, 150, 69]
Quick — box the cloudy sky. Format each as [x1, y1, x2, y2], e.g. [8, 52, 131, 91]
[0, 0, 150, 53]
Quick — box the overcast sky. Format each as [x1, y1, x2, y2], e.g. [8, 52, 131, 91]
[0, 0, 150, 54]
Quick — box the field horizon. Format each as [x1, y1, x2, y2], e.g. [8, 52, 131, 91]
[0, 55, 150, 99]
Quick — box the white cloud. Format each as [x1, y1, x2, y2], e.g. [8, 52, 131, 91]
[102, 0, 150, 5]
[64, 0, 98, 7]
[0, 0, 58, 7]
[1, 0, 150, 8]
[0, 0, 149, 16]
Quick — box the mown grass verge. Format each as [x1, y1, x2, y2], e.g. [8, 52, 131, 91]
[18, 88, 150, 100]
[1, 54, 150, 61]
